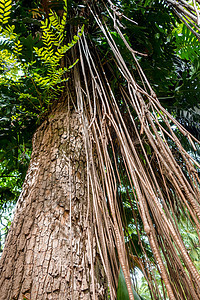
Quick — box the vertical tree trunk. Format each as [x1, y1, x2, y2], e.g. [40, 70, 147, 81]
[0, 105, 107, 300]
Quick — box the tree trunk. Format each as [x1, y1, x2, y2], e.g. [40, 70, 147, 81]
[0, 104, 107, 300]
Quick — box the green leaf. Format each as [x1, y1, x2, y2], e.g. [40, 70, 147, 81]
[4, 5, 11, 12]
[2, 19, 9, 24]
[117, 266, 142, 300]
[5, 0, 12, 6]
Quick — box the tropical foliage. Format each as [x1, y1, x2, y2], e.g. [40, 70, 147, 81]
[0, 0, 83, 208]
[1, 0, 200, 299]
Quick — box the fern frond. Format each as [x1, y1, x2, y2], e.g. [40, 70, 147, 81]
[33, 47, 54, 62]
[41, 18, 63, 47]
[4, 24, 16, 39]
[0, 37, 12, 51]
[49, 9, 61, 31]
[41, 19, 57, 40]
[33, 67, 68, 90]
[31, 0, 84, 106]
[68, 58, 79, 69]
[0, 0, 12, 24]
[58, 0, 67, 34]
[13, 39, 22, 56]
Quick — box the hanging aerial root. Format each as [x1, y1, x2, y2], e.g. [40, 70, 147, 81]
[71, 1, 200, 298]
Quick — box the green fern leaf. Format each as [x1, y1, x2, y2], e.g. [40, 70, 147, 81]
[0, 0, 12, 24]
[4, 5, 11, 12]
[5, 0, 11, 6]
[4, 10, 10, 16]
[49, 9, 60, 30]
[2, 17, 9, 24]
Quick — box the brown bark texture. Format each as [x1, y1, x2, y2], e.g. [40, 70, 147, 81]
[0, 106, 107, 300]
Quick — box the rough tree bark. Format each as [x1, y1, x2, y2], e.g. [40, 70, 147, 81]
[0, 103, 107, 299]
